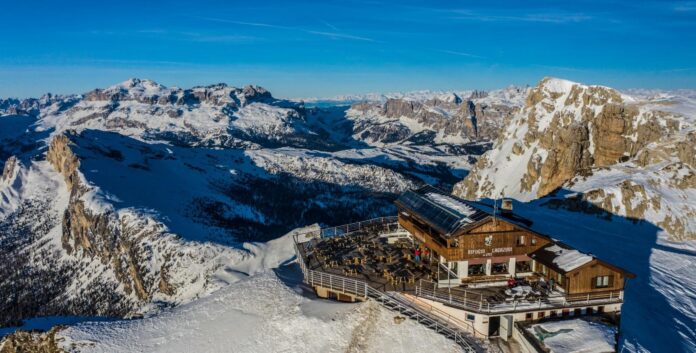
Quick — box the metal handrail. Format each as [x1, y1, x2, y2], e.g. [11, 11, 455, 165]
[395, 292, 487, 339]
[293, 240, 481, 352]
[295, 216, 399, 241]
[415, 279, 623, 314]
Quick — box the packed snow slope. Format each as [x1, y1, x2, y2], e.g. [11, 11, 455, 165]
[460, 194, 695, 352]
[57, 269, 461, 353]
[455, 77, 696, 240]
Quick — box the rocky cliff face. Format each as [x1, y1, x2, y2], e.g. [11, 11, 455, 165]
[454, 77, 696, 240]
[47, 135, 152, 300]
[42, 134, 256, 308]
[345, 87, 526, 145]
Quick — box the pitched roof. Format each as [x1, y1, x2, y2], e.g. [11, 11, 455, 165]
[530, 242, 636, 277]
[394, 185, 489, 236]
[530, 242, 593, 274]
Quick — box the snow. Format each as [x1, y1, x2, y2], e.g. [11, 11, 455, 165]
[59, 264, 459, 353]
[543, 245, 593, 272]
[527, 318, 616, 353]
[509, 197, 696, 352]
[425, 192, 476, 218]
[3, 78, 695, 353]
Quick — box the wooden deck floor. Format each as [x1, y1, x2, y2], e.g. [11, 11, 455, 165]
[300, 229, 441, 293]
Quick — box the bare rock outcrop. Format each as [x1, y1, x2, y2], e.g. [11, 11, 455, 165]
[454, 77, 696, 240]
[0, 326, 66, 353]
[47, 135, 153, 301]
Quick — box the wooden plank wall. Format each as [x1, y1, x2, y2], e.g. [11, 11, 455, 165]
[567, 261, 624, 294]
[449, 220, 550, 261]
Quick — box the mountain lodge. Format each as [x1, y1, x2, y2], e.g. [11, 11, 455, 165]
[293, 185, 635, 351]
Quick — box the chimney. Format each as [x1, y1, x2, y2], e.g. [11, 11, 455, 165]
[501, 198, 513, 215]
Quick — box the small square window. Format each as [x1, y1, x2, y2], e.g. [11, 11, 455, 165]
[466, 314, 475, 321]
[537, 312, 545, 319]
[531, 238, 537, 245]
[516, 235, 526, 246]
[525, 313, 533, 320]
[594, 276, 610, 288]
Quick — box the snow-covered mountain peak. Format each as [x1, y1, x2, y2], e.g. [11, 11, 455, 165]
[107, 78, 169, 96]
[537, 76, 580, 94]
[455, 77, 696, 240]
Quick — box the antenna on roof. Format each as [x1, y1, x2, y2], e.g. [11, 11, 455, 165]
[493, 195, 498, 225]
[493, 191, 504, 225]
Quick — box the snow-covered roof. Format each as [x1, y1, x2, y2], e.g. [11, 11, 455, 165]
[526, 318, 617, 353]
[531, 243, 594, 273]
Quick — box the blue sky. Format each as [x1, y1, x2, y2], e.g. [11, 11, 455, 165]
[1, 0, 695, 98]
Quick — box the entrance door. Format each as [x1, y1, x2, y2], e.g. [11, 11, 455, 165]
[489, 316, 500, 337]
[499, 315, 513, 340]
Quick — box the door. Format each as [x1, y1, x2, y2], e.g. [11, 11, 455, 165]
[488, 316, 500, 337]
[499, 315, 513, 340]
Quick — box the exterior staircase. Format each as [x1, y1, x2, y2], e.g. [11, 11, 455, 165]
[294, 236, 485, 353]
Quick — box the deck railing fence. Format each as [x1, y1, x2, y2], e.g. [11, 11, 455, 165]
[292, 223, 483, 353]
[415, 279, 623, 314]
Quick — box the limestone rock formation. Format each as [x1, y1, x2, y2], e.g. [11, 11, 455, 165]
[454, 77, 696, 240]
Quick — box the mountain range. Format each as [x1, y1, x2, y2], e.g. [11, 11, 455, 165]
[0, 77, 694, 352]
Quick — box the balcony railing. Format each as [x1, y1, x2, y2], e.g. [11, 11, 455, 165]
[415, 280, 623, 314]
[293, 237, 483, 352]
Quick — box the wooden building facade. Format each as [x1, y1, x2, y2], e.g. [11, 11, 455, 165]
[395, 186, 634, 296]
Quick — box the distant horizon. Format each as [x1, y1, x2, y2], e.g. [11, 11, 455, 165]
[2, 0, 695, 98]
[2, 76, 696, 101]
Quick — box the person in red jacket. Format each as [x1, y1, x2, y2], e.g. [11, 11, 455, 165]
[414, 248, 421, 262]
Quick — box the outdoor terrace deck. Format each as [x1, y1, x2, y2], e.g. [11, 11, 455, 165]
[300, 226, 441, 293]
[296, 220, 623, 315]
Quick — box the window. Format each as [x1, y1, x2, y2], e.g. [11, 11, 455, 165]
[537, 312, 545, 319]
[557, 273, 563, 285]
[525, 313, 533, 320]
[516, 260, 532, 273]
[468, 264, 485, 276]
[594, 276, 610, 288]
[531, 238, 537, 245]
[491, 262, 508, 275]
[516, 235, 526, 246]
[562, 309, 570, 317]
[573, 308, 582, 316]
[466, 314, 475, 321]
[550, 310, 557, 317]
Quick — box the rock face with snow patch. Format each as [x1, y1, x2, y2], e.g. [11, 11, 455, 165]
[345, 87, 526, 145]
[1, 79, 442, 327]
[454, 77, 696, 240]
